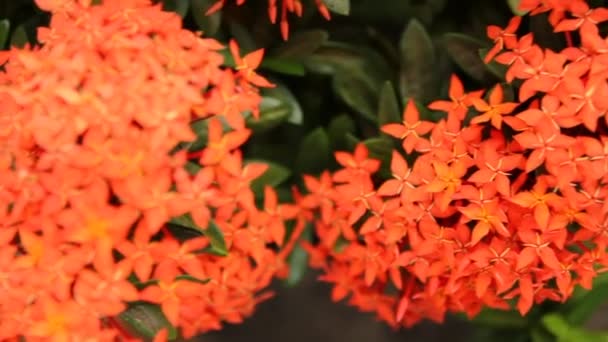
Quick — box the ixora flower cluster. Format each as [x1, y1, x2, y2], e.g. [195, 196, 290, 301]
[300, 0, 608, 328]
[0, 0, 302, 340]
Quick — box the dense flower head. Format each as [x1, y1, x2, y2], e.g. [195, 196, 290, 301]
[299, 0, 608, 328]
[0, 0, 300, 339]
[208, 0, 331, 40]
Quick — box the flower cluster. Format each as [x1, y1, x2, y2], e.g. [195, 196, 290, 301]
[299, 0, 608, 328]
[208, 0, 331, 39]
[0, 0, 300, 339]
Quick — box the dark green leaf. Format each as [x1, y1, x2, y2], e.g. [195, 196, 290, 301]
[444, 33, 496, 84]
[174, 274, 210, 285]
[273, 30, 329, 59]
[260, 57, 306, 76]
[10, 24, 28, 48]
[162, 0, 189, 17]
[322, 0, 350, 15]
[202, 220, 228, 256]
[117, 302, 178, 340]
[247, 97, 291, 134]
[169, 216, 228, 256]
[378, 81, 402, 126]
[191, 0, 221, 36]
[332, 71, 378, 123]
[470, 308, 528, 329]
[229, 21, 256, 53]
[295, 127, 331, 174]
[399, 19, 437, 104]
[479, 48, 508, 79]
[304, 42, 371, 75]
[263, 81, 303, 124]
[0, 20, 9, 49]
[249, 160, 291, 194]
[362, 137, 393, 178]
[184, 161, 202, 175]
[344, 132, 361, 150]
[328, 114, 357, 150]
[285, 223, 313, 287]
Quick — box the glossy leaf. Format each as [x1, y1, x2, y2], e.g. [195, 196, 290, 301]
[332, 71, 378, 123]
[10, 24, 28, 48]
[470, 308, 528, 329]
[162, 0, 189, 17]
[479, 48, 508, 79]
[295, 127, 331, 174]
[117, 302, 178, 340]
[444, 33, 496, 84]
[328, 114, 357, 150]
[273, 30, 329, 59]
[399, 19, 437, 104]
[0, 20, 9, 49]
[565, 280, 608, 325]
[322, 0, 350, 15]
[249, 160, 291, 194]
[191, 0, 221, 36]
[541, 314, 608, 342]
[247, 97, 291, 134]
[168, 216, 228, 256]
[285, 223, 313, 287]
[260, 57, 306, 76]
[363, 136, 393, 178]
[378, 81, 402, 126]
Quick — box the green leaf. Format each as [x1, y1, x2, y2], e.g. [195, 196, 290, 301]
[399, 19, 437, 104]
[285, 223, 313, 287]
[202, 220, 228, 256]
[322, 0, 350, 15]
[0, 20, 9, 49]
[295, 127, 331, 174]
[507, 0, 529, 16]
[542, 314, 572, 341]
[260, 57, 306, 76]
[229, 21, 256, 53]
[273, 30, 329, 59]
[444, 33, 496, 84]
[174, 274, 210, 285]
[304, 42, 378, 75]
[168, 216, 228, 256]
[263, 81, 303, 125]
[470, 308, 528, 329]
[344, 133, 361, 151]
[162, 0, 189, 17]
[249, 160, 291, 194]
[117, 302, 178, 340]
[377, 81, 402, 126]
[565, 281, 608, 325]
[362, 137, 393, 178]
[328, 114, 357, 150]
[191, 0, 221, 36]
[10, 24, 28, 48]
[479, 48, 508, 79]
[247, 97, 291, 134]
[540, 314, 608, 342]
[332, 71, 378, 123]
